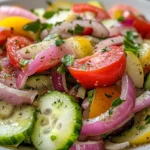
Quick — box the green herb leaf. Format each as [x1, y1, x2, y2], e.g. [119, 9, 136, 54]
[50, 135, 57, 141]
[117, 16, 125, 22]
[43, 11, 55, 19]
[62, 55, 74, 66]
[19, 59, 30, 68]
[55, 39, 65, 46]
[108, 108, 113, 115]
[57, 64, 67, 74]
[23, 19, 41, 33]
[112, 97, 125, 108]
[88, 89, 95, 103]
[101, 47, 109, 53]
[0, 65, 2, 71]
[136, 125, 145, 131]
[74, 24, 84, 34]
[145, 115, 150, 124]
[105, 93, 112, 98]
[124, 31, 141, 57]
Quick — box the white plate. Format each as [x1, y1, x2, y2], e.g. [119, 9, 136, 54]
[0, 0, 150, 149]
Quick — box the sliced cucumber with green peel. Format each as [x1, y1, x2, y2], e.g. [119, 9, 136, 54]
[25, 75, 54, 93]
[0, 106, 35, 145]
[31, 91, 82, 150]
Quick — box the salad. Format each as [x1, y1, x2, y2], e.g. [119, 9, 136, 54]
[0, 0, 150, 150]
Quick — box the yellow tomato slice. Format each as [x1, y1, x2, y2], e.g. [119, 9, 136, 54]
[0, 16, 36, 39]
[89, 85, 121, 119]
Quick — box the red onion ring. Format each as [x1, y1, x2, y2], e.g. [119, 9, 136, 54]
[134, 90, 150, 113]
[0, 5, 40, 21]
[16, 45, 65, 89]
[50, 20, 109, 38]
[51, 68, 68, 93]
[70, 141, 105, 150]
[94, 36, 124, 52]
[0, 82, 37, 105]
[81, 74, 136, 135]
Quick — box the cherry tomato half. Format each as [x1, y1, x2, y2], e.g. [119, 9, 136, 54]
[68, 46, 126, 89]
[6, 36, 33, 68]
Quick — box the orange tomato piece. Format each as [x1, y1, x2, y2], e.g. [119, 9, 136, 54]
[89, 85, 121, 119]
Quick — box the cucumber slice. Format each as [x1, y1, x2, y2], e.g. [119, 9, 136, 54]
[144, 72, 150, 90]
[0, 101, 14, 119]
[102, 19, 118, 28]
[0, 106, 35, 145]
[112, 107, 150, 145]
[25, 75, 54, 93]
[31, 91, 82, 150]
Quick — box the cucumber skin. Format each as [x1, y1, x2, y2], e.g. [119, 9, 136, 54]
[31, 91, 82, 150]
[0, 107, 36, 146]
[144, 73, 150, 90]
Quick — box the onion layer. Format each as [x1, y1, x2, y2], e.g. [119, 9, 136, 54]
[0, 5, 40, 21]
[0, 82, 37, 105]
[70, 141, 105, 150]
[81, 74, 136, 135]
[51, 68, 68, 93]
[134, 90, 150, 113]
[50, 20, 109, 38]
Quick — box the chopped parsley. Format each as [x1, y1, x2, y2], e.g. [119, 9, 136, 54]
[108, 108, 113, 115]
[124, 31, 141, 57]
[57, 64, 66, 74]
[19, 59, 30, 67]
[105, 93, 112, 98]
[67, 24, 84, 35]
[145, 115, 150, 124]
[136, 125, 145, 131]
[43, 11, 55, 19]
[101, 47, 109, 53]
[23, 19, 53, 33]
[117, 16, 125, 22]
[55, 39, 64, 47]
[88, 89, 95, 103]
[62, 55, 74, 66]
[112, 97, 125, 107]
[0, 66, 2, 71]
[51, 135, 57, 141]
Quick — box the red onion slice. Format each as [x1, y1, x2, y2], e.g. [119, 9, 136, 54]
[51, 69, 68, 93]
[50, 20, 109, 38]
[94, 36, 124, 52]
[81, 74, 136, 135]
[16, 45, 65, 89]
[0, 82, 37, 105]
[134, 90, 150, 113]
[104, 140, 130, 150]
[70, 141, 105, 150]
[0, 5, 40, 21]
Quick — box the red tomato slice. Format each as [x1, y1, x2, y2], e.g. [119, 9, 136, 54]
[82, 27, 93, 35]
[124, 12, 150, 38]
[6, 36, 33, 68]
[0, 28, 13, 45]
[72, 4, 110, 21]
[68, 46, 126, 89]
[108, 4, 139, 18]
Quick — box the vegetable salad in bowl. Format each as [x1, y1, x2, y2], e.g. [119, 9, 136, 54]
[0, 0, 150, 150]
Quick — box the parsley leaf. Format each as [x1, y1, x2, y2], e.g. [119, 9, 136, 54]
[117, 16, 125, 22]
[43, 11, 55, 19]
[51, 135, 57, 141]
[124, 31, 141, 57]
[67, 24, 84, 35]
[57, 64, 66, 74]
[19, 59, 30, 68]
[55, 39, 64, 47]
[145, 115, 150, 124]
[101, 47, 109, 53]
[62, 55, 74, 66]
[112, 97, 125, 107]
[88, 89, 95, 103]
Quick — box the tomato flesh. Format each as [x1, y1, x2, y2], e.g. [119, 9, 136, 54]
[72, 3, 110, 21]
[6, 36, 33, 68]
[68, 46, 126, 89]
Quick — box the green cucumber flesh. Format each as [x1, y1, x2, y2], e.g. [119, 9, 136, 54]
[0, 106, 35, 146]
[31, 91, 82, 150]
